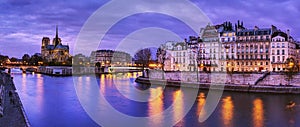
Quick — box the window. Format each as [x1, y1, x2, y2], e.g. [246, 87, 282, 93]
[282, 43, 285, 48]
[277, 56, 280, 62]
[277, 50, 280, 55]
[266, 62, 268, 65]
[282, 50, 285, 55]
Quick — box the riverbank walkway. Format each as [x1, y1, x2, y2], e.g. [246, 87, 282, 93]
[0, 73, 29, 127]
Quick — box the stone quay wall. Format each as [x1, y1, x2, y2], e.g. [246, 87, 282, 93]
[148, 70, 264, 85]
[258, 73, 300, 86]
[148, 70, 300, 86]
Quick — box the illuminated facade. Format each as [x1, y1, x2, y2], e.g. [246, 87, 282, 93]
[41, 26, 70, 63]
[164, 21, 300, 72]
[199, 24, 222, 72]
[234, 25, 274, 72]
[158, 41, 191, 71]
[90, 50, 132, 67]
[270, 31, 297, 71]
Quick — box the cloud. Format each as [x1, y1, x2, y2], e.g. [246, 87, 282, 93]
[0, 0, 299, 58]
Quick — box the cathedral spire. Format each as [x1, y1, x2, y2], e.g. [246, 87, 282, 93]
[56, 25, 58, 40]
[54, 25, 60, 46]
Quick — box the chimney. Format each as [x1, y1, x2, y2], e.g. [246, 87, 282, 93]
[287, 29, 290, 41]
[254, 26, 259, 30]
[271, 25, 277, 33]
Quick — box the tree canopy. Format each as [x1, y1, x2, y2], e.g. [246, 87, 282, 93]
[134, 48, 152, 69]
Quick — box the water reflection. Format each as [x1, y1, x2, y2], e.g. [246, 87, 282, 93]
[173, 90, 184, 124]
[148, 87, 164, 125]
[21, 73, 27, 93]
[197, 93, 206, 118]
[252, 98, 264, 127]
[221, 96, 234, 127]
[11, 73, 300, 127]
[36, 74, 44, 111]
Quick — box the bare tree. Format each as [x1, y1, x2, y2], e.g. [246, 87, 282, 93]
[284, 58, 299, 86]
[156, 47, 167, 71]
[134, 48, 152, 77]
[156, 47, 167, 79]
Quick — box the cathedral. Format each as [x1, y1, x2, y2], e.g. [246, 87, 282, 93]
[41, 26, 70, 63]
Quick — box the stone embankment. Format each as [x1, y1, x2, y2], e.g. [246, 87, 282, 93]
[136, 70, 300, 94]
[136, 77, 300, 94]
[0, 72, 30, 127]
[148, 70, 264, 85]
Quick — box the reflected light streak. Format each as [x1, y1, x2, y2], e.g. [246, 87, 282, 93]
[197, 93, 206, 118]
[252, 98, 264, 127]
[173, 90, 184, 124]
[221, 96, 234, 127]
[100, 74, 106, 94]
[21, 73, 27, 91]
[36, 73, 44, 110]
[148, 87, 164, 125]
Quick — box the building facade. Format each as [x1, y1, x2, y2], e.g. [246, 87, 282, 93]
[41, 26, 70, 63]
[199, 24, 222, 72]
[158, 21, 300, 72]
[158, 41, 191, 71]
[90, 50, 132, 67]
[270, 31, 296, 71]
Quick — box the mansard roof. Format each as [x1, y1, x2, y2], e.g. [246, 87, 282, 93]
[271, 31, 288, 40]
[237, 28, 272, 36]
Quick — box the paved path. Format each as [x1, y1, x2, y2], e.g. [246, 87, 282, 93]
[0, 73, 29, 127]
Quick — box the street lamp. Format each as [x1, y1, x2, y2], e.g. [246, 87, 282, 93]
[289, 62, 294, 68]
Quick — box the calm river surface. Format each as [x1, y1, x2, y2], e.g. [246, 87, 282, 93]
[11, 73, 300, 127]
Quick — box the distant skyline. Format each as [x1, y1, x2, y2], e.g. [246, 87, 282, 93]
[0, 0, 299, 58]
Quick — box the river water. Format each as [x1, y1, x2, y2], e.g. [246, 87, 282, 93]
[11, 73, 300, 127]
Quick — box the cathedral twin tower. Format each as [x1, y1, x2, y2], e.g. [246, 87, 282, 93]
[41, 26, 70, 63]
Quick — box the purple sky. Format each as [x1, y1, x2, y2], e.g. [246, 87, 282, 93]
[0, 0, 299, 58]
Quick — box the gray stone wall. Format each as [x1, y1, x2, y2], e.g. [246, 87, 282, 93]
[148, 70, 263, 85]
[258, 74, 300, 86]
